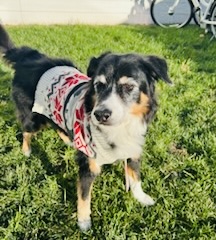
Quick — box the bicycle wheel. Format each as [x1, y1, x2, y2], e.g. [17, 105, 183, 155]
[150, 0, 194, 28]
[210, 2, 216, 38]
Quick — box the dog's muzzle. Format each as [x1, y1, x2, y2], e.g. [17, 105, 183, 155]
[94, 108, 112, 124]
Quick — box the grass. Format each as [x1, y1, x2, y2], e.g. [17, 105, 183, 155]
[0, 24, 216, 239]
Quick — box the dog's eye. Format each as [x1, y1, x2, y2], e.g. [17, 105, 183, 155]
[122, 84, 134, 93]
[94, 82, 107, 92]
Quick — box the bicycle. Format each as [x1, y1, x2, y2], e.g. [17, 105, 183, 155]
[150, 0, 216, 38]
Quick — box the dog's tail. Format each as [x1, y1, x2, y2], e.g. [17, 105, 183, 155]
[0, 24, 46, 67]
[0, 24, 15, 54]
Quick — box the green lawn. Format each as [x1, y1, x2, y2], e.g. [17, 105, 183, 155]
[0, 25, 215, 240]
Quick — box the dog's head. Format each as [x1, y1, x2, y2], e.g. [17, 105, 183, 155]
[85, 52, 172, 127]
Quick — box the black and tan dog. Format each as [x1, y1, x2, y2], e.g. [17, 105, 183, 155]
[0, 24, 172, 231]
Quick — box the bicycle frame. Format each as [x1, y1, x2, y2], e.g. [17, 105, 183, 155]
[169, 0, 216, 26]
[192, 0, 216, 26]
[168, 0, 180, 15]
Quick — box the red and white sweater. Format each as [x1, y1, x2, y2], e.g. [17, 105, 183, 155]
[32, 66, 95, 158]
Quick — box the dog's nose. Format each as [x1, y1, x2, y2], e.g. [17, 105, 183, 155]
[94, 109, 111, 123]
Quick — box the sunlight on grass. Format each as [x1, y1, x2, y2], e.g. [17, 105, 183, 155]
[0, 25, 215, 239]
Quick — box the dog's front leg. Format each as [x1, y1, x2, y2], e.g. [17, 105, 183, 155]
[77, 157, 101, 231]
[127, 158, 155, 206]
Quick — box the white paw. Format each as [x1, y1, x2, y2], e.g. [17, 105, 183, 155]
[129, 179, 155, 206]
[78, 219, 91, 232]
[135, 192, 155, 206]
[23, 149, 32, 157]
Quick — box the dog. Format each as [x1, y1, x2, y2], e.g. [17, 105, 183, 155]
[0, 24, 172, 231]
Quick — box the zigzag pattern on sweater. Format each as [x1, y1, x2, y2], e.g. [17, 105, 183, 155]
[32, 66, 96, 158]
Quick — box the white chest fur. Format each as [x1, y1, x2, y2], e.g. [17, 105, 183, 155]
[90, 115, 147, 166]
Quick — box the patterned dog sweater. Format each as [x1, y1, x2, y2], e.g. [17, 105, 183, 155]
[32, 66, 95, 158]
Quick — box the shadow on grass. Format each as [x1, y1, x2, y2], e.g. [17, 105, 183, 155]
[0, 66, 16, 123]
[32, 139, 78, 204]
[0, 67, 77, 203]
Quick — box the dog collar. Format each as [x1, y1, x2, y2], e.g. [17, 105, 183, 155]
[32, 66, 96, 158]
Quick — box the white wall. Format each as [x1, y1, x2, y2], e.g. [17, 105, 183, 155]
[0, 0, 153, 25]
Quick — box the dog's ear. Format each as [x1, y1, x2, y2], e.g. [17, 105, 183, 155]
[143, 55, 173, 85]
[87, 52, 111, 77]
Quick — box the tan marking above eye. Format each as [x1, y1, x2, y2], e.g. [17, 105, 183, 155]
[119, 76, 129, 84]
[119, 76, 137, 85]
[95, 75, 107, 84]
[119, 77, 138, 93]
[130, 93, 149, 116]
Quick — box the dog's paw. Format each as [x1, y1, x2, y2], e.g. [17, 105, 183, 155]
[130, 181, 155, 206]
[23, 148, 32, 157]
[78, 219, 91, 232]
[136, 192, 155, 206]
